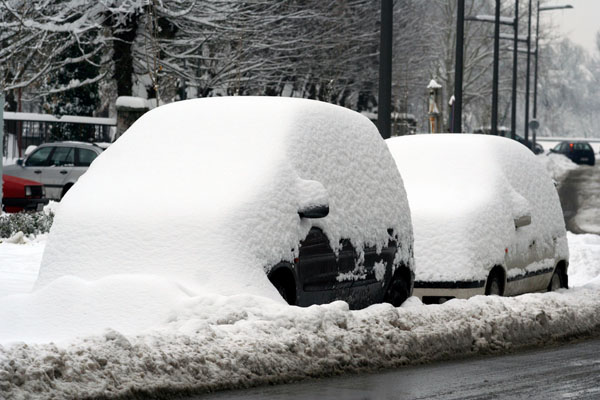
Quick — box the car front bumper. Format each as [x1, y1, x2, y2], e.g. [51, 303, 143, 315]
[3, 197, 49, 212]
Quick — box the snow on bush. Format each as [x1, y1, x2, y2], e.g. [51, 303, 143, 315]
[0, 206, 55, 239]
[386, 134, 567, 283]
[1, 97, 412, 343]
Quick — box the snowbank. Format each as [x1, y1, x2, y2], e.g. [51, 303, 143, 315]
[1, 223, 600, 399]
[538, 152, 578, 182]
[386, 134, 567, 283]
[2, 286, 600, 399]
[567, 232, 600, 287]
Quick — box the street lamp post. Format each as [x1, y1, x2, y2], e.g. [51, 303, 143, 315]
[524, 0, 533, 147]
[532, 2, 573, 148]
[453, 0, 465, 133]
[510, 0, 519, 140]
[377, 0, 393, 139]
[491, 0, 500, 137]
[465, 8, 514, 137]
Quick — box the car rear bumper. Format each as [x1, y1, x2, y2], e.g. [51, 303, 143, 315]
[413, 280, 486, 303]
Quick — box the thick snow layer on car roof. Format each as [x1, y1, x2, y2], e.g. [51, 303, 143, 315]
[386, 134, 567, 282]
[26, 97, 412, 341]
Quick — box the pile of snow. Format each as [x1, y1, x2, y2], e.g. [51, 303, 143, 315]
[386, 134, 567, 283]
[1, 212, 600, 398]
[4, 97, 412, 343]
[567, 232, 600, 287]
[538, 152, 578, 182]
[2, 285, 600, 399]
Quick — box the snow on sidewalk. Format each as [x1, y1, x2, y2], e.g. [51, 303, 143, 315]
[1, 232, 600, 399]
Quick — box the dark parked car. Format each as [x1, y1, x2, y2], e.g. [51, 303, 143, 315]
[2, 175, 49, 213]
[549, 141, 595, 165]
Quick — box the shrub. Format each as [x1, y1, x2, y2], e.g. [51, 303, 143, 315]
[0, 211, 54, 239]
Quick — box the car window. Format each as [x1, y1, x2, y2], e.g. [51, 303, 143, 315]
[25, 146, 53, 167]
[574, 143, 592, 151]
[76, 148, 99, 167]
[50, 147, 74, 166]
[552, 143, 562, 152]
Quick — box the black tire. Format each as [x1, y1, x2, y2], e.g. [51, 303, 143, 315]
[548, 267, 568, 291]
[384, 277, 410, 307]
[268, 269, 296, 305]
[485, 270, 503, 296]
[61, 184, 73, 199]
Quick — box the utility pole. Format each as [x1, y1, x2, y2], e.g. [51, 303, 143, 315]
[491, 0, 500, 136]
[511, 0, 519, 140]
[524, 0, 533, 146]
[377, 0, 393, 139]
[533, 3, 573, 148]
[453, 0, 465, 133]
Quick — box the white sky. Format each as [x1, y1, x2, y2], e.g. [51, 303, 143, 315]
[545, 0, 600, 55]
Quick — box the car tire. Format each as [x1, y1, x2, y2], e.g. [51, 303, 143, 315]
[61, 184, 73, 199]
[268, 268, 296, 305]
[485, 270, 503, 296]
[548, 267, 568, 292]
[384, 276, 410, 307]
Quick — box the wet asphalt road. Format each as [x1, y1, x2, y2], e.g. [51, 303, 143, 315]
[190, 338, 600, 400]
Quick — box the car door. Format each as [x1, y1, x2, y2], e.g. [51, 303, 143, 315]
[72, 147, 100, 180]
[296, 227, 338, 306]
[43, 146, 75, 199]
[19, 145, 54, 184]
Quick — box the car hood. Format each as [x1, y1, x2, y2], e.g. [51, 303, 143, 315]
[3, 174, 42, 187]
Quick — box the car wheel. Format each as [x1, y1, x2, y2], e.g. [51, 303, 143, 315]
[548, 267, 567, 292]
[384, 276, 410, 307]
[268, 268, 296, 305]
[61, 184, 73, 199]
[485, 270, 503, 296]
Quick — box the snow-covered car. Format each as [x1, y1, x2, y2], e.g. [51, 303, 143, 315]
[3, 141, 106, 200]
[37, 97, 415, 309]
[2, 174, 48, 213]
[386, 134, 568, 304]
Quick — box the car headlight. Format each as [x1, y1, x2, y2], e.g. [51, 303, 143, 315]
[25, 186, 32, 197]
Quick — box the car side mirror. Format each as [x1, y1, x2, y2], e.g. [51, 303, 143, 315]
[514, 215, 531, 229]
[298, 204, 329, 219]
[16, 159, 23, 166]
[296, 178, 329, 219]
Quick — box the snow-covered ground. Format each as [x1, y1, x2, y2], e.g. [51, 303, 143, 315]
[0, 143, 598, 399]
[1, 232, 600, 399]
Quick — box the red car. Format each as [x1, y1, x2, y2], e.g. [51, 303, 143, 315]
[2, 175, 49, 213]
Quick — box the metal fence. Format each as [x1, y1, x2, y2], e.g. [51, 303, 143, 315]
[3, 112, 116, 158]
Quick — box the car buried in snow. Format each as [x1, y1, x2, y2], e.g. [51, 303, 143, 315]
[36, 97, 415, 309]
[386, 134, 569, 304]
